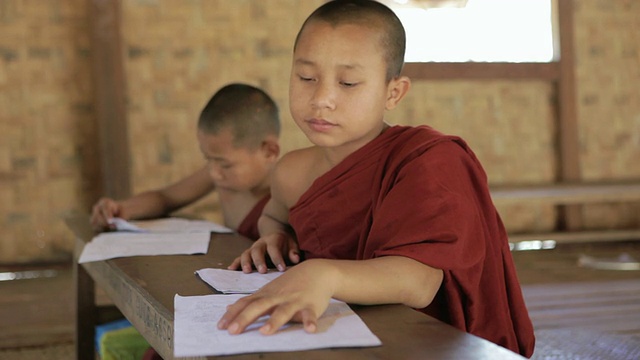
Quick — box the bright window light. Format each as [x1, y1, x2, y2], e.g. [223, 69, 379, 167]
[384, 0, 555, 63]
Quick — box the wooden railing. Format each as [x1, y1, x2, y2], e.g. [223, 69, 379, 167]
[491, 182, 640, 245]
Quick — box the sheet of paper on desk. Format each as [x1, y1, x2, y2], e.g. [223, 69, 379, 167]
[109, 217, 233, 234]
[195, 268, 284, 294]
[173, 294, 382, 357]
[78, 232, 210, 263]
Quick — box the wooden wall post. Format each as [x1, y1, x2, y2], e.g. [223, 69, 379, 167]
[556, 0, 583, 230]
[88, 0, 131, 200]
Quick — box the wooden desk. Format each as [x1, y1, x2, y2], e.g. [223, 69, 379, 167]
[67, 214, 525, 360]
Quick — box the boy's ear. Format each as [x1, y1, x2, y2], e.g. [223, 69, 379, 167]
[385, 75, 411, 110]
[260, 136, 280, 160]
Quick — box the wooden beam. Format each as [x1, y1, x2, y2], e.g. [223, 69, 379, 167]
[555, 0, 583, 230]
[88, 0, 131, 199]
[402, 62, 560, 81]
[490, 182, 640, 206]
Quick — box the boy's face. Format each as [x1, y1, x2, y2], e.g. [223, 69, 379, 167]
[197, 128, 273, 192]
[289, 20, 405, 152]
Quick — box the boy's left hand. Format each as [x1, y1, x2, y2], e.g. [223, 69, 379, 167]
[228, 231, 300, 273]
[217, 259, 335, 335]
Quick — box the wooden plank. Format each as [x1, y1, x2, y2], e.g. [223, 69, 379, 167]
[80, 253, 175, 358]
[490, 182, 640, 205]
[402, 62, 560, 80]
[509, 229, 640, 244]
[73, 239, 96, 360]
[88, 0, 131, 199]
[522, 279, 640, 299]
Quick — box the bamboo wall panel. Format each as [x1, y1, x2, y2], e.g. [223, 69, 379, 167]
[574, 0, 640, 230]
[0, 0, 99, 263]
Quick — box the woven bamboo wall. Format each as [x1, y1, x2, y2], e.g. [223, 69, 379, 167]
[0, 0, 638, 264]
[0, 0, 99, 263]
[574, 0, 640, 230]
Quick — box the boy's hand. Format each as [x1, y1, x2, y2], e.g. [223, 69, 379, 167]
[90, 197, 122, 231]
[218, 260, 335, 335]
[228, 232, 300, 273]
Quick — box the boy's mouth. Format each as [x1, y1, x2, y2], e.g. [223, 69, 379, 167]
[306, 118, 337, 132]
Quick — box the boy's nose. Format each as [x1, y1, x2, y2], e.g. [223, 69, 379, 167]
[310, 82, 336, 110]
[208, 166, 224, 181]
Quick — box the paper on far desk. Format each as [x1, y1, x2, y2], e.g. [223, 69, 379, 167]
[174, 294, 382, 357]
[195, 268, 283, 294]
[78, 232, 210, 263]
[108, 217, 233, 234]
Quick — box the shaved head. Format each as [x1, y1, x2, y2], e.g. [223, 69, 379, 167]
[294, 0, 406, 82]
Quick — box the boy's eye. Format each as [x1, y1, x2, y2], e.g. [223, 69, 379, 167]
[298, 75, 315, 82]
[340, 81, 357, 87]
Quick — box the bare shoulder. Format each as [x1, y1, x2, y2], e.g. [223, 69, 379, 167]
[271, 147, 321, 208]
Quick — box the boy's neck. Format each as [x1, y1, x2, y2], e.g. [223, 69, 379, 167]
[319, 122, 391, 167]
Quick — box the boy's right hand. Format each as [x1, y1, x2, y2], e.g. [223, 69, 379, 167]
[90, 197, 123, 231]
[228, 232, 301, 274]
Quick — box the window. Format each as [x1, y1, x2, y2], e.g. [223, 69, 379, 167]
[382, 0, 555, 63]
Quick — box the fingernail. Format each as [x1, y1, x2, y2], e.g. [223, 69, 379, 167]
[258, 265, 266, 273]
[305, 322, 317, 333]
[277, 263, 285, 272]
[260, 324, 271, 334]
[228, 322, 239, 334]
[217, 319, 227, 329]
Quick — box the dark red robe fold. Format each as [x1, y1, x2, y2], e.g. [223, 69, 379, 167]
[236, 194, 270, 241]
[289, 125, 535, 357]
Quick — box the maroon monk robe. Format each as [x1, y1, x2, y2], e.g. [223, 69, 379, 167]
[236, 194, 270, 241]
[289, 125, 535, 358]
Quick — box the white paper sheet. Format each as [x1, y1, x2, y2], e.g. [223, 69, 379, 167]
[78, 232, 210, 263]
[195, 268, 283, 294]
[109, 217, 233, 234]
[173, 294, 382, 357]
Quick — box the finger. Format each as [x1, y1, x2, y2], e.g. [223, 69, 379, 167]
[220, 296, 274, 335]
[259, 302, 299, 335]
[300, 308, 318, 333]
[287, 238, 301, 264]
[227, 256, 242, 270]
[266, 245, 287, 272]
[250, 246, 269, 274]
[217, 295, 251, 331]
[101, 201, 117, 223]
[90, 204, 108, 230]
[239, 250, 256, 273]
[288, 248, 301, 265]
[260, 303, 319, 336]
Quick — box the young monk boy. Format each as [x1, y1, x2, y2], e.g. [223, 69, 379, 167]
[219, 0, 535, 357]
[90, 83, 281, 240]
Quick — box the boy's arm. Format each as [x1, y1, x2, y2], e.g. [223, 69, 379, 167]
[218, 256, 443, 335]
[91, 166, 215, 230]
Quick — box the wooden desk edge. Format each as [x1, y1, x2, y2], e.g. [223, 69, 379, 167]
[67, 214, 526, 360]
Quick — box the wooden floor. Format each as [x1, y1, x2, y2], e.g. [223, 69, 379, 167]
[0, 240, 639, 359]
[512, 240, 640, 359]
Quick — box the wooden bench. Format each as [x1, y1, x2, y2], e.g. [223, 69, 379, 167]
[490, 182, 640, 245]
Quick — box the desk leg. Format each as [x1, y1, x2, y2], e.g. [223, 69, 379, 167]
[74, 261, 96, 360]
